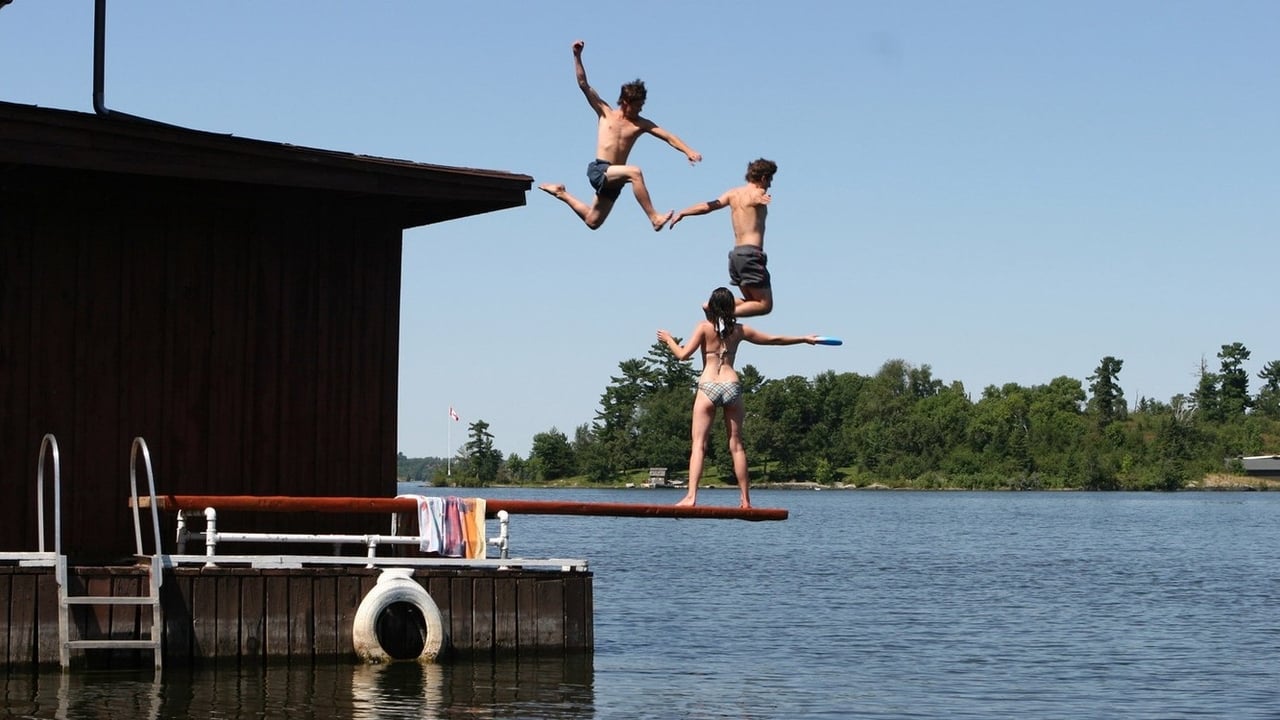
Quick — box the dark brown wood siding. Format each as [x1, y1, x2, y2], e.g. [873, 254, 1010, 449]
[1, 169, 402, 556]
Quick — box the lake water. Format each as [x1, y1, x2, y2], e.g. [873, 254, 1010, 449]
[3, 489, 1279, 719]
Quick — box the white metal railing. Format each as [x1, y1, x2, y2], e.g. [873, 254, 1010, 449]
[165, 505, 586, 572]
[174, 506, 513, 568]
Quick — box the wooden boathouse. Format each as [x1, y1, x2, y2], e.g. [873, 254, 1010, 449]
[0, 99, 531, 557]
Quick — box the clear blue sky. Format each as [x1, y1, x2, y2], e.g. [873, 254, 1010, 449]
[4, 1, 1277, 458]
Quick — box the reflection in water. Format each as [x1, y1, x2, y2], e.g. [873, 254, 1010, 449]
[1, 655, 594, 720]
[350, 662, 444, 718]
[0, 669, 163, 720]
[444, 654, 595, 716]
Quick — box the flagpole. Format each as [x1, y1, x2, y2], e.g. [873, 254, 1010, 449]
[447, 407, 452, 477]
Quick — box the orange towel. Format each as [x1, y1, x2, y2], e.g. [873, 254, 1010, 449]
[462, 498, 487, 559]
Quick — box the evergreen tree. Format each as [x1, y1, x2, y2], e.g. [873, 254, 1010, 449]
[463, 420, 502, 485]
[1256, 360, 1280, 419]
[594, 358, 655, 476]
[530, 427, 576, 480]
[1191, 357, 1221, 422]
[1087, 356, 1126, 427]
[635, 388, 695, 472]
[504, 453, 530, 483]
[572, 423, 613, 483]
[1217, 342, 1252, 418]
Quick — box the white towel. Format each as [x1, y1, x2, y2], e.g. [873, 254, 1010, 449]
[396, 494, 444, 553]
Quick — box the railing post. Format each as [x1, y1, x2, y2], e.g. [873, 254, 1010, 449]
[492, 510, 510, 559]
[175, 512, 189, 553]
[203, 507, 218, 568]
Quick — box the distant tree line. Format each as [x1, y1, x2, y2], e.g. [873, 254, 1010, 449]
[397, 453, 447, 484]
[414, 341, 1280, 491]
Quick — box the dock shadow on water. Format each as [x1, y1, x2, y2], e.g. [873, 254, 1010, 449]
[1, 655, 595, 719]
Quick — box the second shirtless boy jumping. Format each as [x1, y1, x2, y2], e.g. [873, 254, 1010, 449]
[669, 158, 779, 318]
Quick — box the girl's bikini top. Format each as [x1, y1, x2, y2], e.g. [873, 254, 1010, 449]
[707, 339, 735, 372]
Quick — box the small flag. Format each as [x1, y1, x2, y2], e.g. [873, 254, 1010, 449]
[449, 407, 460, 422]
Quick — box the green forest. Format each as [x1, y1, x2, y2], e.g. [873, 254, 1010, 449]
[400, 340, 1280, 491]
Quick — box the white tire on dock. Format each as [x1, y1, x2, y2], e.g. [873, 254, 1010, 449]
[352, 568, 448, 663]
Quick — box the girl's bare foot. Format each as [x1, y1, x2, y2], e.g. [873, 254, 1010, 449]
[651, 210, 673, 231]
[675, 495, 696, 507]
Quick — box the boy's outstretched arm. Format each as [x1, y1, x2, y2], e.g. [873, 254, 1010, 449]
[649, 125, 702, 165]
[669, 192, 729, 230]
[573, 40, 608, 115]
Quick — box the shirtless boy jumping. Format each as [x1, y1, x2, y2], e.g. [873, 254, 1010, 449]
[539, 40, 702, 232]
[669, 158, 778, 317]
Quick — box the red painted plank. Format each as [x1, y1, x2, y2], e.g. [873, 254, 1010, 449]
[138, 495, 787, 521]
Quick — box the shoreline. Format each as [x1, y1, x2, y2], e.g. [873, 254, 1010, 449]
[433, 475, 1279, 493]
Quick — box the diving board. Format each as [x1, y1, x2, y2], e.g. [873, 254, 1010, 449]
[132, 495, 787, 522]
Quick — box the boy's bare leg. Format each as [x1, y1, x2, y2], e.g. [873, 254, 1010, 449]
[735, 286, 774, 317]
[607, 165, 671, 231]
[539, 183, 614, 229]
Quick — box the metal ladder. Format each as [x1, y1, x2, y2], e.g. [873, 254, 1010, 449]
[57, 554, 162, 668]
[52, 435, 165, 671]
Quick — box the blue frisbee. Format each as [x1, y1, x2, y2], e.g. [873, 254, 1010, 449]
[815, 336, 843, 346]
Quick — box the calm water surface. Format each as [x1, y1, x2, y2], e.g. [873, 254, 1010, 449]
[3, 489, 1278, 719]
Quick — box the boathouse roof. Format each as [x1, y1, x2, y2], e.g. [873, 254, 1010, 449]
[0, 100, 531, 228]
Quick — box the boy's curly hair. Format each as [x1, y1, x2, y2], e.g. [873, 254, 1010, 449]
[618, 80, 647, 107]
[745, 158, 778, 183]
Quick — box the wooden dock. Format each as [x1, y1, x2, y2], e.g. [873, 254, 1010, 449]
[1, 562, 591, 669]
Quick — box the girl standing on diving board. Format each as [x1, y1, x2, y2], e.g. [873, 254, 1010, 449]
[657, 287, 825, 509]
